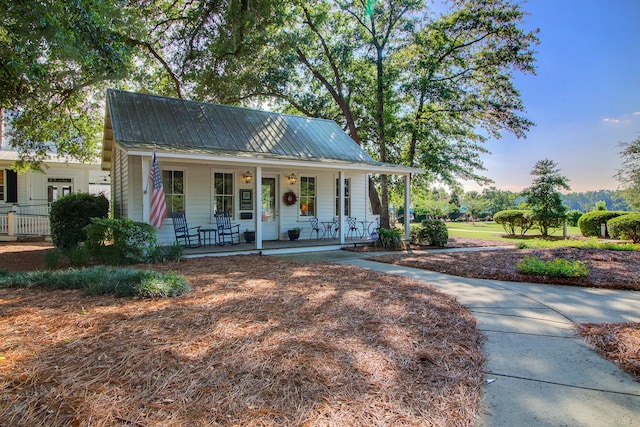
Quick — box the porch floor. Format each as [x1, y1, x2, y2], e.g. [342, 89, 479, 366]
[182, 236, 371, 257]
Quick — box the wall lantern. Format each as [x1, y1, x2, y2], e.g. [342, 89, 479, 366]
[287, 173, 297, 186]
[242, 171, 253, 184]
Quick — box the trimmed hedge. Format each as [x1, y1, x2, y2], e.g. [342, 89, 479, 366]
[577, 211, 626, 237]
[493, 210, 534, 236]
[607, 213, 640, 243]
[50, 193, 109, 251]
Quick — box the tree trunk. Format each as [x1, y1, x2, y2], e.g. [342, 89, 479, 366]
[375, 43, 390, 228]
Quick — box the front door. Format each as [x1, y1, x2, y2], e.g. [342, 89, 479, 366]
[261, 177, 278, 240]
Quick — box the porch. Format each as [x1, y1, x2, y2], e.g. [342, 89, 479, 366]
[182, 236, 372, 257]
[0, 205, 51, 241]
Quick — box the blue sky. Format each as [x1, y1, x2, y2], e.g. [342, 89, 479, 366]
[462, 0, 640, 194]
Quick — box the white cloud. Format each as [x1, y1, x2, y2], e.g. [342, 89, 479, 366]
[603, 117, 621, 124]
[633, 112, 640, 116]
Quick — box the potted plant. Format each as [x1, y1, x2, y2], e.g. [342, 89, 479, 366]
[244, 229, 255, 243]
[287, 227, 302, 241]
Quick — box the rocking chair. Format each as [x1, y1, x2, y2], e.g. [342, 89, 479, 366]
[171, 212, 201, 248]
[215, 212, 240, 245]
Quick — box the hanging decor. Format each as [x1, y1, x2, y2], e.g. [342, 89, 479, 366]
[283, 191, 297, 206]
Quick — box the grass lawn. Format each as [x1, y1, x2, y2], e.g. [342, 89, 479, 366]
[445, 221, 582, 242]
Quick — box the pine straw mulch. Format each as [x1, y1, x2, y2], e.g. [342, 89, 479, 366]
[577, 323, 640, 381]
[0, 250, 485, 427]
[365, 238, 640, 381]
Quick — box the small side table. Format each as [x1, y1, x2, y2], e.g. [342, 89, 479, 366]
[199, 228, 217, 247]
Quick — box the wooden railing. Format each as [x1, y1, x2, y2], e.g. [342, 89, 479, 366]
[0, 212, 50, 236]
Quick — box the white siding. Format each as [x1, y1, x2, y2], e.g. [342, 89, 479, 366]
[113, 145, 129, 219]
[112, 152, 375, 245]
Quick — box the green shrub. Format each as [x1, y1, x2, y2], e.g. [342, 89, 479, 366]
[566, 210, 583, 227]
[0, 266, 190, 297]
[516, 255, 589, 278]
[375, 228, 403, 250]
[50, 193, 109, 251]
[493, 209, 534, 236]
[577, 211, 626, 237]
[85, 218, 157, 265]
[516, 237, 640, 251]
[415, 219, 449, 247]
[49, 193, 109, 252]
[607, 213, 640, 243]
[409, 223, 422, 244]
[67, 245, 92, 266]
[43, 249, 61, 269]
[149, 243, 184, 263]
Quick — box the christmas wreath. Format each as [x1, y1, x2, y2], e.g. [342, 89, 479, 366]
[283, 191, 297, 206]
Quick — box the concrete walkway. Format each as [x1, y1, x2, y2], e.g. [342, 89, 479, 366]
[278, 250, 640, 426]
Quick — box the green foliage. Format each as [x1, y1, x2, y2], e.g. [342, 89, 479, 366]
[482, 187, 518, 215]
[149, 243, 184, 263]
[375, 228, 403, 250]
[409, 223, 422, 244]
[562, 190, 630, 212]
[522, 159, 570, 237]
[516, 255, 589, 278]
[0, 266, 190, 298]
[67, 245, 92, 267]
[49, 193, 109, 252]
[415, 219, 449, 247]
[566, 210, 583, 227]
[84, 218, 156, 265]
[577, 211, 626, 237]
[43, 249, 61, 270]
[607, 213, 640, 243]
[1, 0, 135, 168]
[615, 136, 640, 210]
[493, 210, 534, 236]
[515, 237, 640, 251]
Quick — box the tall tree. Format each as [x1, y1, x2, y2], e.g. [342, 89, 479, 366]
[615, 136, 640, 210]
[522, 159, 570, 237]
[187, 0, 537, 226]
[1, 0, 137, 169]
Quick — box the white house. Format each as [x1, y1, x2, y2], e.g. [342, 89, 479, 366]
[101, 89, 420, 250]
[0, 109, 110, 239]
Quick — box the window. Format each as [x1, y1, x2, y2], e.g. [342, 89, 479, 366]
[0, 171, 4, 201]
[213, 172, 234, 217]
[162, 170, 184, 215]
[335, 178, 351, 216]
[299, 176, 316, 217]
[47, 178, 72, 202]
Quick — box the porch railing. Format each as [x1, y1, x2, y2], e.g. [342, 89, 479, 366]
[0, 212, 50, 236]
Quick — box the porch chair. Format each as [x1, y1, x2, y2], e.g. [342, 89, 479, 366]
[347, 217, 359, 238]
[171, 212, 201, 248]
[309, 217, 321, 239]
[215, 212, 240, 245]
[330, 216, 340, 239]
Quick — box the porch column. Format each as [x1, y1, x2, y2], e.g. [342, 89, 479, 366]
[255, 166, 263, 250]
[339, 170, 345, 244]
[404, 174, 411, 241]
[142, 156, 150, 224]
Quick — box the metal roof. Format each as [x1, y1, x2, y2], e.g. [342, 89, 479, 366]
[102, 89, 421, 174]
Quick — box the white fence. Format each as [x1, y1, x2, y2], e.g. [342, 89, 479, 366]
[0, 212, 50, 236]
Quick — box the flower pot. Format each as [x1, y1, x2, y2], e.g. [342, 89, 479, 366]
[244, 231, 255, 243]
[287, 230, 300, 241]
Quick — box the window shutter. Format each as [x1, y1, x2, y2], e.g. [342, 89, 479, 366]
[6, 170, 17, 203]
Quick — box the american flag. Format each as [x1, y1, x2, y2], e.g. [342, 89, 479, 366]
[149, 150, 167, 229]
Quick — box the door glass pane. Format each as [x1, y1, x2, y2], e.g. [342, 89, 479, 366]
[261, 178, 275, 222]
